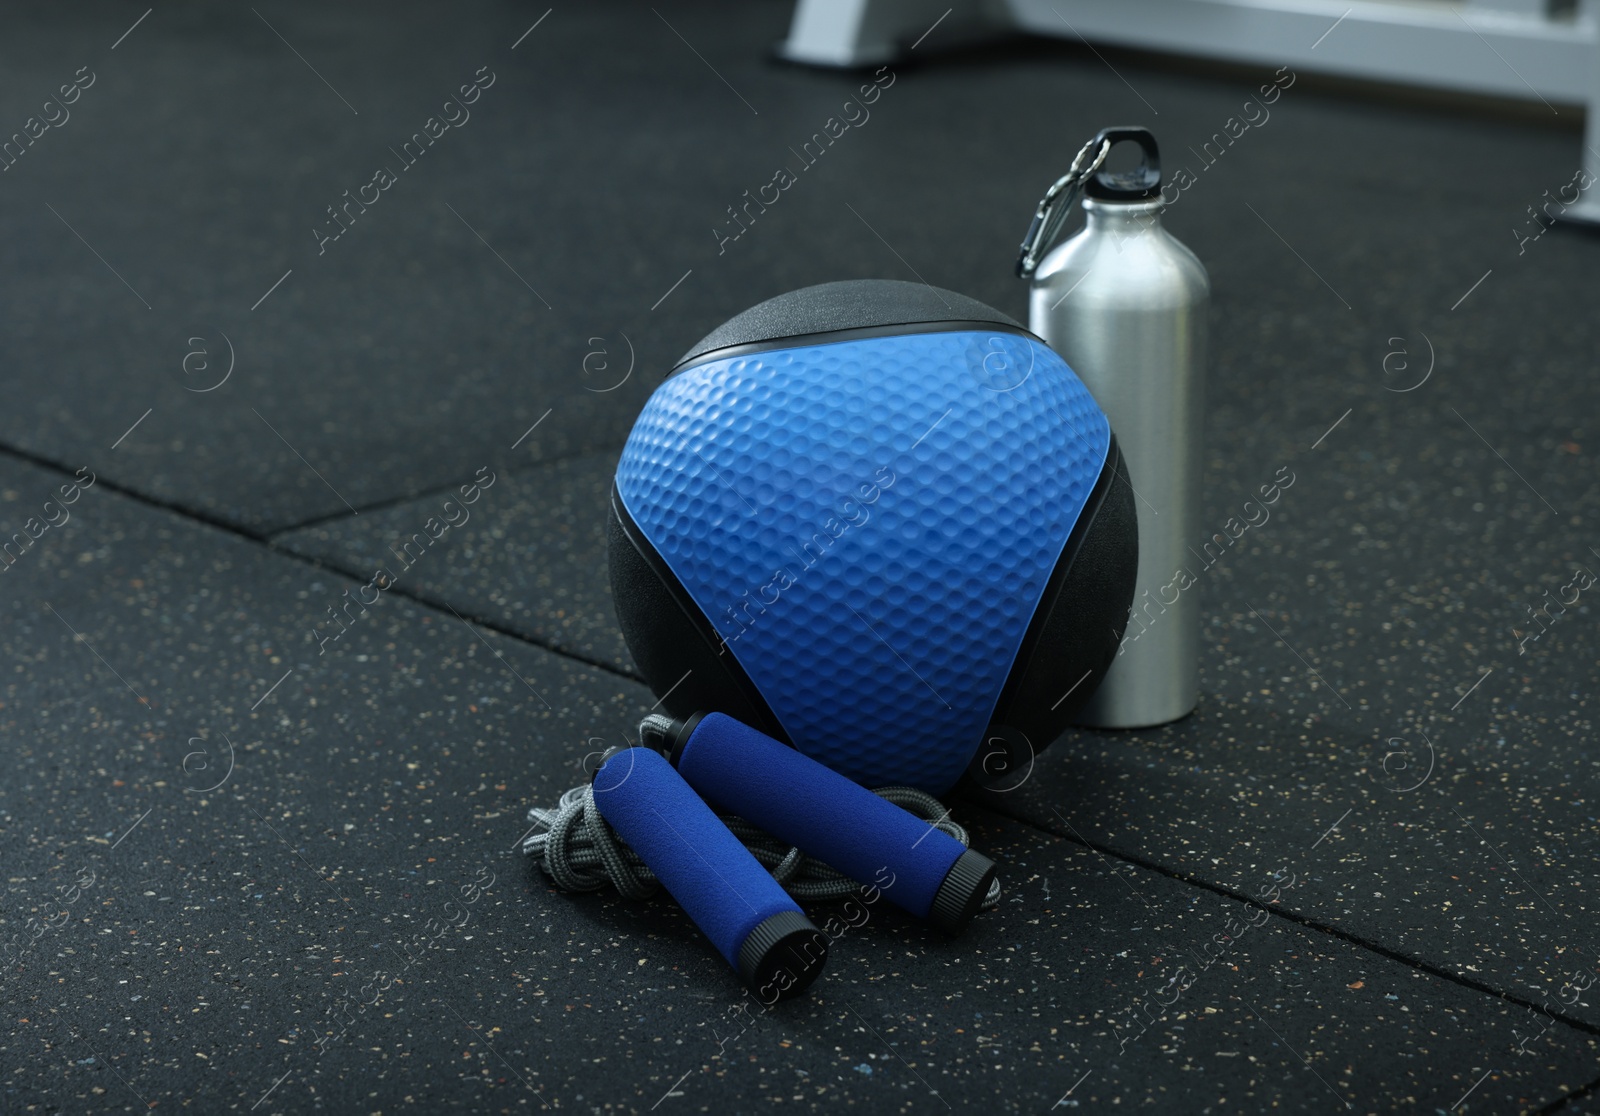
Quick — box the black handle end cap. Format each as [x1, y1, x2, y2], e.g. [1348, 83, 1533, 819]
[738, 910, 829, 1002]
[929, 848, 998, 936]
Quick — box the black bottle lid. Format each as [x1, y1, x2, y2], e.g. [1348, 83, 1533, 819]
[1084, 126, 1162, 201]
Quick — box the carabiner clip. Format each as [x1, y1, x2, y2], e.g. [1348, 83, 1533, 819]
[1015, 137, 1111, 279]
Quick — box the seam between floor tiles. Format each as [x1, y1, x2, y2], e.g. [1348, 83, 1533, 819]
[0, 440, 646, 685]
[266, 441, 629, 537]
[2, 441, 276, 540]
[281, 543, 644, 682]
[967, 797, 1600, 1043]
[972, 797, 1600, 1111]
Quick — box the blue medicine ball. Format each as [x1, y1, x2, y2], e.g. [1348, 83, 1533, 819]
[609, 279, 1137, 794]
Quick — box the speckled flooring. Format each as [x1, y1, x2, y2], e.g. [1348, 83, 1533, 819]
[2, 2, 1598, 1112]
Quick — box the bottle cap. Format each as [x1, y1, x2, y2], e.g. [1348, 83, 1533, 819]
[1084, 126, 1162, 201]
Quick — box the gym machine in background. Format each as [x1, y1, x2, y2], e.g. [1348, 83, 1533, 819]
[778, 0, 1600, 225]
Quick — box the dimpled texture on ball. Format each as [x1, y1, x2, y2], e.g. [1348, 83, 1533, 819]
[616, 330, 1110, 793]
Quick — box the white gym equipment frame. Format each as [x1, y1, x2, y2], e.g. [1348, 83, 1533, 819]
[779, 0, 1600, 223]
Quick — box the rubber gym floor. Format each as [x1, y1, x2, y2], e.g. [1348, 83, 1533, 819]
[1, 2, 1598, 1112]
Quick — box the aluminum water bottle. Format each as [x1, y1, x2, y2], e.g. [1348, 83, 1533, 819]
[1018, 127, 1208, 728]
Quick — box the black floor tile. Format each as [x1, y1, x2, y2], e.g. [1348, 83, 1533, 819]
[5, 2, 1586, 533]
[9, 453, 1595, 1114]
[0, 453, 656, 1110]
[275, 449, 634, 675]
[969, 374, 1600, 1030]
[238, 809, 1600, 1113]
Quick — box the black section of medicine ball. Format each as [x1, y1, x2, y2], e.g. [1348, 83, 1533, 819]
[674, 279, 1026, 371]
[607, 487, 787, 742]
[985, 438, 1139, 755]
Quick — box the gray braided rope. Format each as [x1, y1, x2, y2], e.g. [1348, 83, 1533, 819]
[524, 782, 1001, 910]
